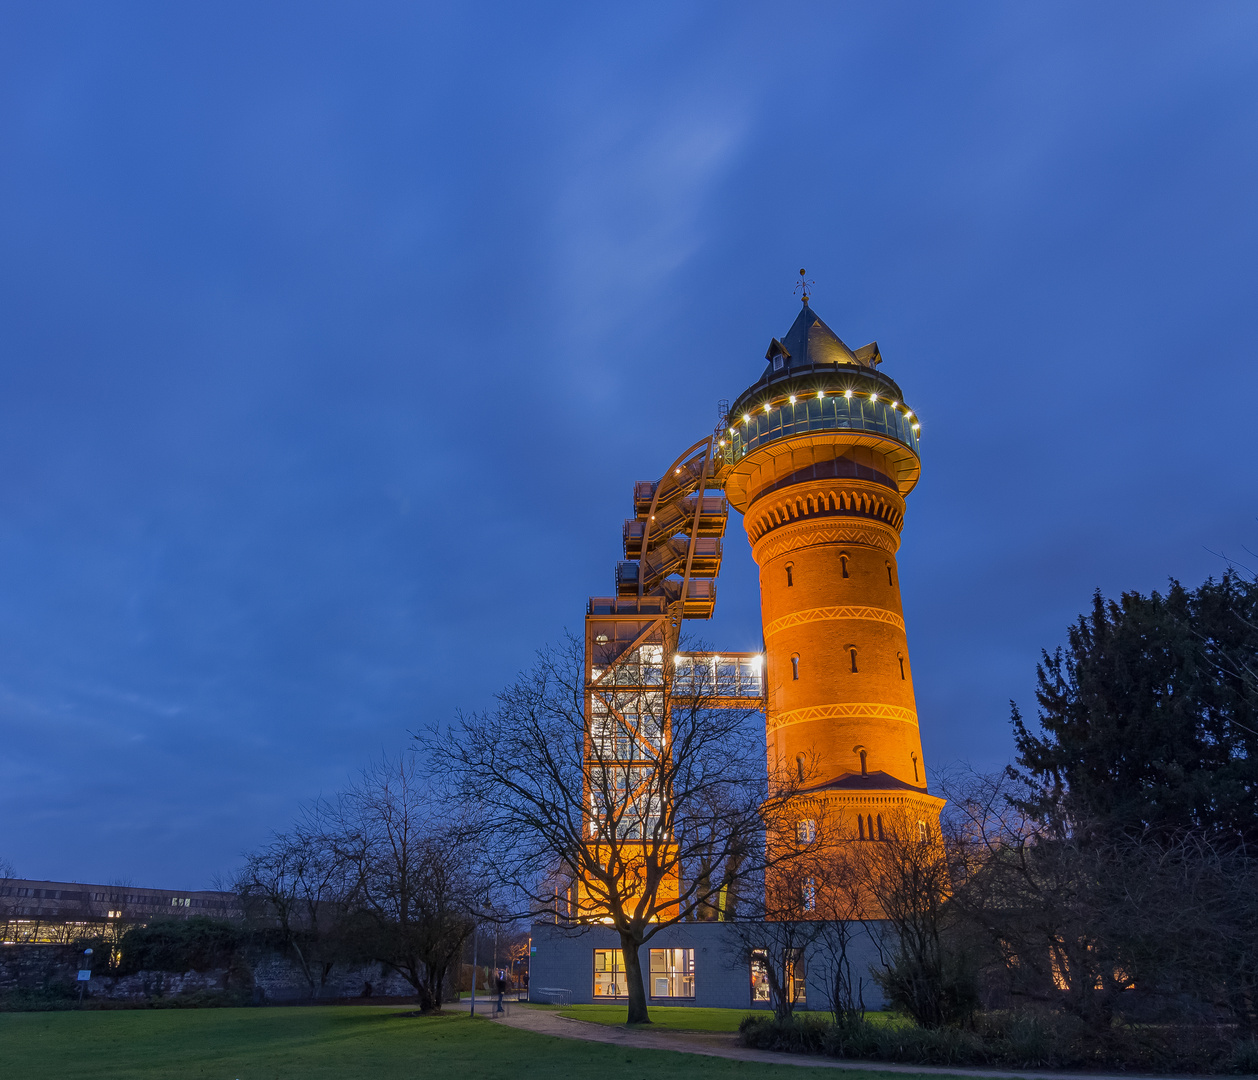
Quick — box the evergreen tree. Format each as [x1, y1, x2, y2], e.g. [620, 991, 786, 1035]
[1011, 572, 1258, 842]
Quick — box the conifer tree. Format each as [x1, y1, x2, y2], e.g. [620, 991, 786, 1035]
[1011, 573, 1258, 842]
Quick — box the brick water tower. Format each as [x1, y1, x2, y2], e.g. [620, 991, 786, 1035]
[724, 292, 944, 896]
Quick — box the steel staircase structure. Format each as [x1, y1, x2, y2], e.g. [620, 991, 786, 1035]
[576, 424, 764, 922]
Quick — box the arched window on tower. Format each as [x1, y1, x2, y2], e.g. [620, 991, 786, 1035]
[911, 753, 919, 783]
[785, 562, 794, 587]
[886, 562, 894, 586]
[849, 647, 858, 673]
[796, 754, 806, 783]
[859, 748, 868, 776]
[791, 654, 800, 681]
[840, 552, 849, 579]
[897, 653, 906, 680]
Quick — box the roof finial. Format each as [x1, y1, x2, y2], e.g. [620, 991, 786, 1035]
[794, 267, 814, 305]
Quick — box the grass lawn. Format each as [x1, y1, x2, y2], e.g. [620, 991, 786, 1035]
[555, 1003, 906, 1033]
[0, 1005, 916, 1080]
[555, 1004, 756, 1031]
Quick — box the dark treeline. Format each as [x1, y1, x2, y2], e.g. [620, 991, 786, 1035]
[745, 571, 1258, 1072]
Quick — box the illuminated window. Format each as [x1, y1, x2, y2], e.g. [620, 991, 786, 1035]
[796, 819, 816, 844]
[785, 562, 794, 587]
[649, 948, 695, 998]
[849, 648, 858, 673]
[791, 654, 800, 681]
[593, 949, 627, 997]
[750, 951, 771, 1002]
[840, 553, 849, 578]
[789, 950, 807, 1004]
[750, 946, 807, 1005]
[918, 820, 929, 843]
[802, 878, 816, 911]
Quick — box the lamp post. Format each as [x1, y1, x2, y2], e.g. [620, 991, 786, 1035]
[469, 923, 477, 1017]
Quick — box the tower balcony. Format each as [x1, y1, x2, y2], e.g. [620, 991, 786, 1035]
[728, 377, 919, 465]
[725, 370, 922, 511]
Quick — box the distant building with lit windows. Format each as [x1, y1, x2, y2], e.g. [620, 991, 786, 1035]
[0, 878, 240, 945]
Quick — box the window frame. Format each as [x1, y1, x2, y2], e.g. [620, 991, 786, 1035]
[648, 947, 696, 999]
[592, 948, 628, 998]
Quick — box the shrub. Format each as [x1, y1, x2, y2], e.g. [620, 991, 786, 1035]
[1228, 1039, 1258, 1075]
[115, 917, 251, 975]
[824, 1017, 987, 1066]
[143, 988, 254, 1009]
[745, 1010, 1258, 1073]
[0, 984, 80, 1012]
[738, 1013, 831, 1054]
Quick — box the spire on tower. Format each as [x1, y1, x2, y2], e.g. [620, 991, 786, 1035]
[793, 267, 814, 305]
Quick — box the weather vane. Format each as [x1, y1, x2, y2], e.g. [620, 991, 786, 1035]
[793, 267, 814, 304]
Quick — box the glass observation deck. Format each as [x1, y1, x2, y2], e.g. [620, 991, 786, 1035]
[727, 389, 919, 465]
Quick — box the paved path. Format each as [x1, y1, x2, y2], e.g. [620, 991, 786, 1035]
[446, 998, 1252, 1080]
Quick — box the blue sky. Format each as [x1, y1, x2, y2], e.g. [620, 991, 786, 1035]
[1, 2, 1255, 888]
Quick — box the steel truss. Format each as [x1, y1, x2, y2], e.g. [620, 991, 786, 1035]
[577, 427, 765, 919]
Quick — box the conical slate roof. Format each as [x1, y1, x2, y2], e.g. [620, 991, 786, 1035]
[765, 302, 881, 372]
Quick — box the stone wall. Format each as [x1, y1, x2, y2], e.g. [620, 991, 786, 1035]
[0, 943, 419, 1003]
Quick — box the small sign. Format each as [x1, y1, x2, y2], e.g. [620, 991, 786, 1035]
[77, 970, 91, 982]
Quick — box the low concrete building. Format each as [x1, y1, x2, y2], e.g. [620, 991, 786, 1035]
[528, 920, 886, 1011]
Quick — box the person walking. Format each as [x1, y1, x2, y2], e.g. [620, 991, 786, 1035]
[495, 969, 506, 1014]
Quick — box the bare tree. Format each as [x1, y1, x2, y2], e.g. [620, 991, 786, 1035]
[236, 823, 353, 998]
[727, 800, 863, 1023]
[330, 755, 478, 1012]
[0, 858, 15, 943]
[945, 768, 1258, 1034]
[422, 635, 805, 1023]
[848, 806, 972, 1028]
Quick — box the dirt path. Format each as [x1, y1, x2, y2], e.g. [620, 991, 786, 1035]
[446, 999, 1251, 1080]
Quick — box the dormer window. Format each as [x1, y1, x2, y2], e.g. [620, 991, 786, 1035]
[765, 338, 791, 372]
